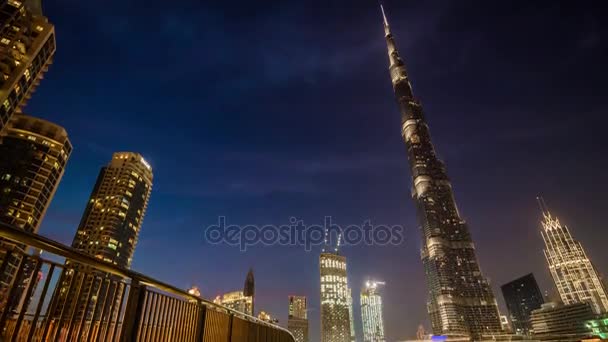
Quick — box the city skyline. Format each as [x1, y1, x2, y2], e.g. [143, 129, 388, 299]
[11, 0, 598, 335]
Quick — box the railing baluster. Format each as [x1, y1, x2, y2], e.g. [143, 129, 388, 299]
[103, 281, 123, 342]
[11, 257, 41, 342]
[65, 271, 87, 341]
[195, 302, 206, 342]
[26, 263, 55, 342]
[98, 280, 118, 342]
[176, 300, 186, 342]
[155, 294, 168, 342]
[144, 291, 158, 342]
[111, 281, 127, 341]
[187, 301, 196, 342]
[139, 291, 151, 341]
[75, 275, 98, 341]
[52, 268, 79, 342]
[40, 267, 65, 341]
[0, 252, 25, 335]
[88, 278, 110, 342]
[165, 297, 176, 342]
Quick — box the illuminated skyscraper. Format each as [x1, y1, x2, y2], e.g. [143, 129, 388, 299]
[288, 295, 309, 342]
[539, 199, 608, 314]
[501, 273, 544, 335]
[214, 291, 253, 316]
[320, 251, 351, 342]
[379, 5, 502, 339]
[361, 281, 385, 342]
[0, 114, 70, 310]
[347, 287, 356, 342]
[53, 152, 153, 319]
[0, 0, 56, 133]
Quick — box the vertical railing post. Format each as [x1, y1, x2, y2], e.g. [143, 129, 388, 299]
[227, 314, 234, 342]
[119, 279, 146, 342]
[194, 301, 207, 342]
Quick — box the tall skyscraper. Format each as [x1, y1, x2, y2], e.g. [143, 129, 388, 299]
[538, 199, 608, 314]
[501, 273, 545, 335]
[214, 291, 253, 316]
[0, 114, 71, 310]
[244, 268, 255, 315]
[53, 152, 153, 319]
[320, 251, 351, 342]
[0, 0, 56, 133]
[288, 295, 309, 342]
[361, 281, 386, 342]
[379, 5, 502, 339]
[347, 287, 356, 342]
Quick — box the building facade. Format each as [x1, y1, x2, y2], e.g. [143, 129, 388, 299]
[288, 295, 309, 342]
[320, 252, 351, 342]
[0, 0, 56, 133]
[501, 273, 545, 335]
[361, 281, 386, 342]
[539, 202, 608, 314]
[244, 268, 255, 315]
[530, 302, 594, 342]
[53, 152, 153, 319]
[379, 5, 502, 339]
[347, 287, 356, 342]
[0, 114, 70, 311]
[214, 291, 253, 316]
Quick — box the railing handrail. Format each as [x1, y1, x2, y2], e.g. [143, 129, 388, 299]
[0, 221, 292, 335]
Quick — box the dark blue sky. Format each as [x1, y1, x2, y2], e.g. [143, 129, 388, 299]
[26, 0, 608, 340]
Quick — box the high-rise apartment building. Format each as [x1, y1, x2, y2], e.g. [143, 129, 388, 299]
[539, 200, 608, 314]
[501, 273, 545, 335]
[214, 291, 253, 316]
[0, 0, 56, 133]
[53, 152, 153, 320]
[320, 251, 351, 342]
[379, 5, 502, 339]
[0, 114, 70, 309]
[288, 295, 309, 342]
[361, 281, 386, 342]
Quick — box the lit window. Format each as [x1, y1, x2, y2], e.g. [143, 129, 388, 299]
[35, 25, 44, 32]
[0, 38, 9, 45]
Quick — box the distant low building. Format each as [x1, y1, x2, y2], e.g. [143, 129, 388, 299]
[585, 315, 608, 340]
[187, 286, 201, 297]
[258, 310, 279, 324]
[213, 291, 253, 316]
[530, 302, 594, 341]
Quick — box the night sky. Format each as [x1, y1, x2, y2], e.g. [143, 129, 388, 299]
[25, 0, 608, 340]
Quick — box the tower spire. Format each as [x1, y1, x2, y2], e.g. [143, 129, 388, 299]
[380, 3, 390, 36]
[536, 196, 551, 217]
[380, 3, 414, 98]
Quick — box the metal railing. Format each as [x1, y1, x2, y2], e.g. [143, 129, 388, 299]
[0, 222, 295, 342]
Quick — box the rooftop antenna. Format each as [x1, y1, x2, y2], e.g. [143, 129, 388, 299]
[379, 2, 391, 36]
[322, 226, 329, 252]
[536, 196, 551, 216]
[335, 232, 342, 253]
